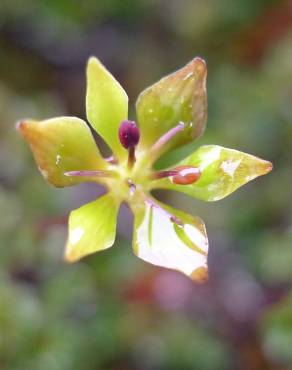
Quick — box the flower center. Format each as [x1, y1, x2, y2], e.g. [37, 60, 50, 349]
[64, 120, 201, 224]
[116, 120, 201, 198]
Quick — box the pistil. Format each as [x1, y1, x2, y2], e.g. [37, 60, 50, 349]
[126, 178, 136, 195]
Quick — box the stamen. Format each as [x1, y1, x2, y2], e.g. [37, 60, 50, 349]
[171, 166, 201, 185]
[105, 155, 118, 165]
[144, 196, 183, 226]
[118, 120, 140, 169]
[64, 170, 116, 177]
[150, 170, 180, 180]
[149, 121, 185, 158]
[150, 166, 201, 185]
[128, 146, 136, 169]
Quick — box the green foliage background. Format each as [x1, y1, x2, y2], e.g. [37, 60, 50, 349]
[0, 1, 292, 369]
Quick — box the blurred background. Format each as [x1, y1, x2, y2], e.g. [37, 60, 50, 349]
[0, 0, 292, 369]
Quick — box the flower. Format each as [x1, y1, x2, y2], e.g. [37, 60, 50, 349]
[17, 57, 272, 282]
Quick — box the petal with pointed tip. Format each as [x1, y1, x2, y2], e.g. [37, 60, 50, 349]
[17, 117, 107, 187]
[136, 58, 207, 157]
[65, 193, 120, 262]
[132, 200, 208, 282]
[151, 145, 272, 201]
[86, 57, 128, 160]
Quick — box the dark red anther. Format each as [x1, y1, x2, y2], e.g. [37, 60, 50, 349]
[172, 165, 201, 185]
[118, 120, 140, 149]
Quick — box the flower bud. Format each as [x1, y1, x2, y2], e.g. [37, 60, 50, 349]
[172, 165, 201, 185]
[118, 120, 140, 149]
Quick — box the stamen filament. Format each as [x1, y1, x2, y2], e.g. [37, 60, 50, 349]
[144, 196, 183, 226]
[150, 170, 180, 180]
[128, 146, 136, 169]
[149, 121, 185, 158]
[105, 155, 118, 164]
[150, 166, 201, 185]
[64, 170, 116, 178]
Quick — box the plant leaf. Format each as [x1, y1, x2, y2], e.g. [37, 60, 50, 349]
[136, 58, 207, 157]
[151, 145, 272, 201]
[17, 117, 107, 187]
[86, 57, 128, 160]
[65, 193, 120, 262]
[132, 199, 209, 282]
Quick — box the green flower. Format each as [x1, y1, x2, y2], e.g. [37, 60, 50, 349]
[17, 57, 272, 282]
